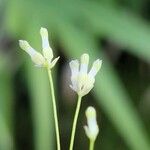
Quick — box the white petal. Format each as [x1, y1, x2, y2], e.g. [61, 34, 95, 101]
[80, 53, 89, 74]
[19, 40, 36, 56]
[84, 125, 90, 139]
[69, 60, 79, 93]
[40, 27, 49, 49]
[31, 52, 45, 66]
[19, 40, 45, 66]
[50, 56, 60, 68]
[80, 85, 93, 97]
[78, 75, 95, 96]
[71, 75, 79, 92]
[88, 118, 97, 131]
[88, 59, 102, 78]
[70, 84, 77, 93]
[69, 60, 79, 77]
[77, 73, 87, 91]
[40, 27, 53, 61]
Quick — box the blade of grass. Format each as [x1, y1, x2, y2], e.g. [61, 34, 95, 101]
[0, 114, 13, 150]
[25, 63, 54, 150]
[80, 2, 150, 62]
[0, 53, 14, 150]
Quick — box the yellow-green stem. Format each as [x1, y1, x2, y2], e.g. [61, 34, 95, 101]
[69, 96, 82, 150]
[47, 68, 61, 150]
[89, 140, 95, 150]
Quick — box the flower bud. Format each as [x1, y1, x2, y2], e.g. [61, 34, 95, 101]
[84, 106, 99, 141]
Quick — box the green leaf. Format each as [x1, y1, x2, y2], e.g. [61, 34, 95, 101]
[0, 53, 14, 150]
[81, 2, 150, 62]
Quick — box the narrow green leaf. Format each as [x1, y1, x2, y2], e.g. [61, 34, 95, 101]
[81, 2, 150, 62]
[0, 53, 14, 150]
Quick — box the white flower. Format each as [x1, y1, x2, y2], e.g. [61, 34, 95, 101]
[69, 53, 102, 97]
[19, 27, 59, 69]
[84, 106, 99, 141]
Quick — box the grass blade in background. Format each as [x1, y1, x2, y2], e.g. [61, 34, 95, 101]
[0, 53, 14, 150]
[25, 63, 54, 150]
[80, 2, 150, 62]
[0, 114, 13, 150]
[56, 1, 150, 62]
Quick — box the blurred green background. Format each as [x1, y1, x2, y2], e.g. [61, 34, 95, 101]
[0, 0, 150, 150]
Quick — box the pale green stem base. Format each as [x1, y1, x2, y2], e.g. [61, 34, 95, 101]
[47, 68, 61, 150]
[69, 96, 82, 150]
[89, 140, 95, 150]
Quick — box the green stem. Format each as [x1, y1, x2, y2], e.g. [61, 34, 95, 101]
[47, 68, 61, 150]
[89, 140, 95, 150]
[69, 95, 82, 150]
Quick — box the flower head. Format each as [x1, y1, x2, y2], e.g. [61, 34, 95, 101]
[69, 53, 102, 97]
[19, 27, 59, 69]
[84, 106, 99, 141]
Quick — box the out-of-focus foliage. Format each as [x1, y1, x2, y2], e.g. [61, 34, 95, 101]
[0, 0, 150, 150]
[0, 53, 14, 150]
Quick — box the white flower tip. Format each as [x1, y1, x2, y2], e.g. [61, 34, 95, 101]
[69, 60, 79, 78]
[57, 56, 60, 60]
[86, 106, 96, 119]
[81, 53, 89, 64]
[50, 56, 60, 68]
[69, 60, 79, 69]
[94, 59, 102, 71]
[69, 85, 77, 92]
[19, 40, 45, 66]
[40, 27, 48, 37]
[88, 59, 102, 78]
[19, 40, 30, 51]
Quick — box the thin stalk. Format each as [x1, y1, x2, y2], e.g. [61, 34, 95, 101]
[69, 96, 82, 150]
[89, 140, 95, 150]
[47, 68, 61, 150]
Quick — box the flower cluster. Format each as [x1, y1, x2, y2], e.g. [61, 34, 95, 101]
[69, 53, 102, 97]
[19, 27, 101, 150]
[19, 27, 59, 69]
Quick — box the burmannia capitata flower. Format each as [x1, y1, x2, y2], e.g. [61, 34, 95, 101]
[19, 27, 59, 69]
[84, 106, 99, 141]
[69, 53, 102, 97]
